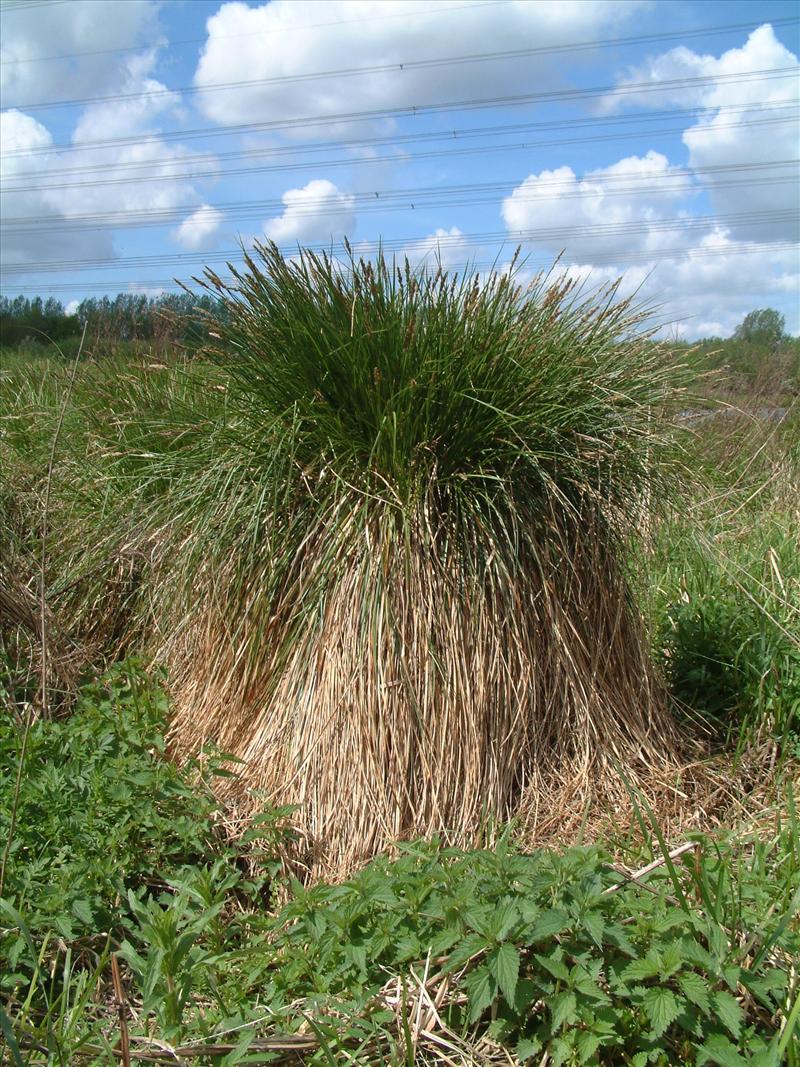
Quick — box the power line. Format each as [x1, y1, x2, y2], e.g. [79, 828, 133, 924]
[5, 102, 797, 184]
[4, 175, 795, 240]
[4, 76, 798, 194]
[5, 19, 798, 114]
[1, 1, 71, 12]
[3, 240, 797, 296]
[0, 0, 509, 64]
[3, 210, 797, 275]
[8, 65, 799, 160]
[3, 160, 797, 237]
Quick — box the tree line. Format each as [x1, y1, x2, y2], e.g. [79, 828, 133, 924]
[0, 292, 220, 354]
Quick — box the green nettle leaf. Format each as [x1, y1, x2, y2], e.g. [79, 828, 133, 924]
[446, 932, 487, 971]
[516, 1036, 542, 1062]
[463, 905, 493, 938]
[643, 987, 682, 1038]
[581, 910, 604, 947]
[678, 971, 712, 1015]
[697, 1034, 748, 1067]
[622, 953, 662, 982]
[490, 943, 520, 1005]
[525, 908, 570, 945]
[707, 923, 730, 964]
[513, 977, 538, 1015]
[550, 990, 578, 1032]
[576, 1031, 603, 1063]
[748, 1043, 783, 1067]
[712, 989, 743, 1039]
[534, 952, 570, 982]
[71, 898, 93, 925]
[464, 963, 495, 1022]
[743, 968, 788, 1010]
[659, 940, 684, 977]
[550, 1035, 575, 1067]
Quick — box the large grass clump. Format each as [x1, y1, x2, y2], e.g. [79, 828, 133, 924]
[1, 244, 692, 872]
[112, 242, 685, 873]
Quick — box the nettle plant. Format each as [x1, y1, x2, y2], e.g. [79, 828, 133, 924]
[256, 838, 796, 1065]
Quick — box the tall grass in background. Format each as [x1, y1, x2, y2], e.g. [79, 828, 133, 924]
[650, 408, 800, 764]
[61, 242, 688, 873]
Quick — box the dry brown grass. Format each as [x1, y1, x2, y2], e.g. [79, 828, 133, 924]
[163, 507, 686, 878]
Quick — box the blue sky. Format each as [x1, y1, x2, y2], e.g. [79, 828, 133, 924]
[1, 0, 798, 337]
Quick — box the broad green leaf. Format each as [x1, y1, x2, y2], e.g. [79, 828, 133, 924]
[534, 952, 569, 982]
[464, 964, 495, 1022]
[576, 1031, 602, 1063]
[463, 905, 493, 938]
[550, 990, 578, 1031]
[697, 1035, 748, 1067]
[581, 910, 604, 947]
[513, 977, 537, 1015]
[524, 908, 570, 945]
[71, 898, 94, 925]
[749, 1044, 782, 1067]
[490, 943, 520, 1006]
[550, 1035, 574, 1067]
[659, 940, 683, 977]
[654, 907, 692, 934]
[446, 932, 487, 971]
[678, 971, 711, 1015]
[712, 990, 743, 1039]
[707, 923, 730, 964]
[643, 987, 682, 1038]
[515, 1036, 541, 1062]
[742, 968, 787, 1010]
[622, 952, 661, 982]
[571, 965, 610, 1002]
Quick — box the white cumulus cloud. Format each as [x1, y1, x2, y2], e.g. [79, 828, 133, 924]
[263, 179, 356, 244]
[600, 24, 800, 242]
[194, 0, 644, 133]
[501, 151, 696, 261]
[174, 205, 225, 251]
[1, 0, 161, 106]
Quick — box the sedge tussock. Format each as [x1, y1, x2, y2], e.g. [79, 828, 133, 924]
[119, 242, 691, 875]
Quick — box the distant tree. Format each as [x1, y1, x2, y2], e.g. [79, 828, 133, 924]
[733, 308, 786, 349]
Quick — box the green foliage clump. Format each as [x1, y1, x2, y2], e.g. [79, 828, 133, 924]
[733, 309, 787, 350]
[1, 665, 798, 1064]
[0, 662, 268, 955]
[258, 834, 798, 1065]
[650, 411, 800, 757]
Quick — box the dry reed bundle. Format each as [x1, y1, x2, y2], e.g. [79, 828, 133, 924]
[132, 242, 693, 875]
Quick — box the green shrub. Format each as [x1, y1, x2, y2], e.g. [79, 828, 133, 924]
[0, 662, 267, 950]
